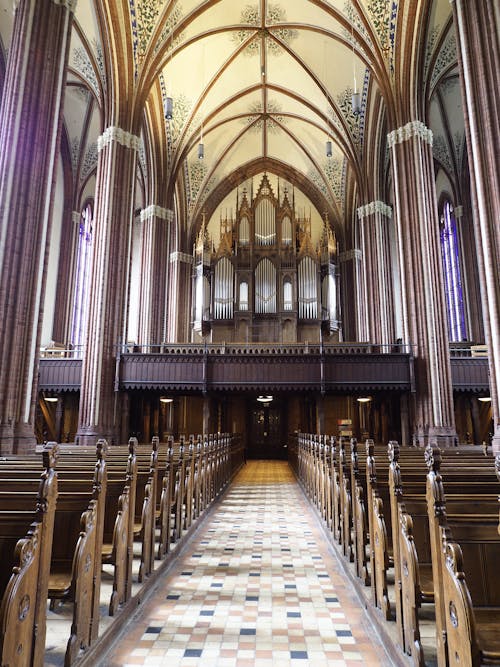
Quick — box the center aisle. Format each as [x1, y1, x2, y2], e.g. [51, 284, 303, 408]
[102, 461, 391, 666]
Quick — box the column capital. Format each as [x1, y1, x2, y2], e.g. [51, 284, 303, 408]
[339, 249, 362, 263]
[357, 201, 392, 220]
[454, 205, 464, 219]
[170, 251, 194, 265]
[97, 126, 140, 152]
[72, 210, 81, 224]
[15, 0, 78, 11]
[387, 121, 433, 148]
[54, 0, 78, 10]
[140, 205, 173, 223]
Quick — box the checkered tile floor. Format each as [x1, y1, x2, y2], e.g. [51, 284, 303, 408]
[102, 461, 389, 666]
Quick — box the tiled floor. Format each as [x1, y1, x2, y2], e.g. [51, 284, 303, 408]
[101, 461, 391, 666]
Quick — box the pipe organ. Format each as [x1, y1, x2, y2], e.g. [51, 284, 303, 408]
[192, 174, 340, 343]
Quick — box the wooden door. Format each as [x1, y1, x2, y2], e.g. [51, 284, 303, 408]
[248, 400, 286, 459]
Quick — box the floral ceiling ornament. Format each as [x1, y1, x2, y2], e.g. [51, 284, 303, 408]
[232, 3, 297, 56]
[244, 100, 287, 133]
[80, 142, 98, 184]
[430, 31, 457, 90]
[154, 3, 184, 55]
[72, 46, 102, 103]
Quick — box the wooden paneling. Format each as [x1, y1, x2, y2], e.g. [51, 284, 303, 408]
[450, 358, 490, 391]
[37, 352, 490, 394]
[38, 359, 82, 391]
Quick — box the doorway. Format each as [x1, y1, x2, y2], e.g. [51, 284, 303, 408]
[248, 397, 287, 459]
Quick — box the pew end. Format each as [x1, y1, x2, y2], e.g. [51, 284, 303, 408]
[441, 534, 500, 667]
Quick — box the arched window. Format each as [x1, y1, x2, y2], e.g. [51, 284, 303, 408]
[71, 203, 93, 347]
[214, 257, 234, 319]
[255, 258, 277, 313]
[283, 279, 293, 311]
[440, 202, 466, 341]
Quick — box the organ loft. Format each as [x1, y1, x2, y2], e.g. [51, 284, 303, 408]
[193, 175, 340, 344]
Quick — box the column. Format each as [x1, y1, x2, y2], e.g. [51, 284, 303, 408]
[388, 121, 455, 446]
[168, 251, 194, 343]
[203, 397, 211, 436]
[452, 0, 500, 451]
[357, 201, 395, 345]
[0, 0, 76, 453]
[316, 396, 325, 434]
[400, 395, 410, 448]
[138, 205, 173, 349]
[339, 249, 366, 341]
[76, 126, 139, 445]
[52, 209, 82, 344]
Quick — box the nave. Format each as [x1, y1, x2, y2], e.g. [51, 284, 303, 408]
[100, 461, 389, 667]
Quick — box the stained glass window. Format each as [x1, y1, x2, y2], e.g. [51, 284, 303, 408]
[440, 202, 466, 341]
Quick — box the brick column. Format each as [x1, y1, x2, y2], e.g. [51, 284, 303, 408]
[357, 201, 395, 345]
[168, 251, 194, 343]
[76, 127, 139, 445]
[388, 121, 455, 446]
[452, 0, 500, 451]
[138, 205, 173, 348]
[0, 0, 75, 453]
[339, 249, 366, 341]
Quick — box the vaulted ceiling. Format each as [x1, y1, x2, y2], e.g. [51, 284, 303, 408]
[0, 0, 465, 245]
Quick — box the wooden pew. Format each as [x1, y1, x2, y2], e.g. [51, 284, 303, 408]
[48, 497, 98, 666]
[365, 441, 496, 623]
[0, 445, 57, 667]
[56, 440, 135, 615]
[1, 442, 108, 663]
[350, 438, 370, 585]
[426, 447, 500, 667]
[291, 433, 500, 667]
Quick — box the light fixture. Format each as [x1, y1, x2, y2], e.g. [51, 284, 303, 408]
[45, 396, 58, 403]
[198, 41, 206, 161]
[165, 96, 173, 120]
[357, 397, 371, 403]
[351, 91, 361, 115]
[478, 396, 491, 402]
[165, 29, 174, 121]
[257, 395, 273, 403]
[350, 4, 362, 116]
[160, 397, 174, 404]
[323, 40, 333, 159]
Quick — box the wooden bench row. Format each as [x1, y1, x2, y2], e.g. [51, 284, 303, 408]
[0, 433, 245, 667]
[289, 434, 500, 667]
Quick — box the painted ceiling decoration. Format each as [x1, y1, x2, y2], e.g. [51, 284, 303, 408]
[0, 0, 464, 243]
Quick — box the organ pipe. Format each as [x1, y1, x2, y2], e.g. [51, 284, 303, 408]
[298, 256, 318, 319]
[255, 258, 276, 313]
[214, 257, 234, 319]
[239, 216, 249, 245]
[282, 216, 292, 245]
[255, 199, 276, 245]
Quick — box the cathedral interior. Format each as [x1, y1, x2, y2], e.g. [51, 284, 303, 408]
[1, 0, 498, 457]
[0, 1, 499, 666]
